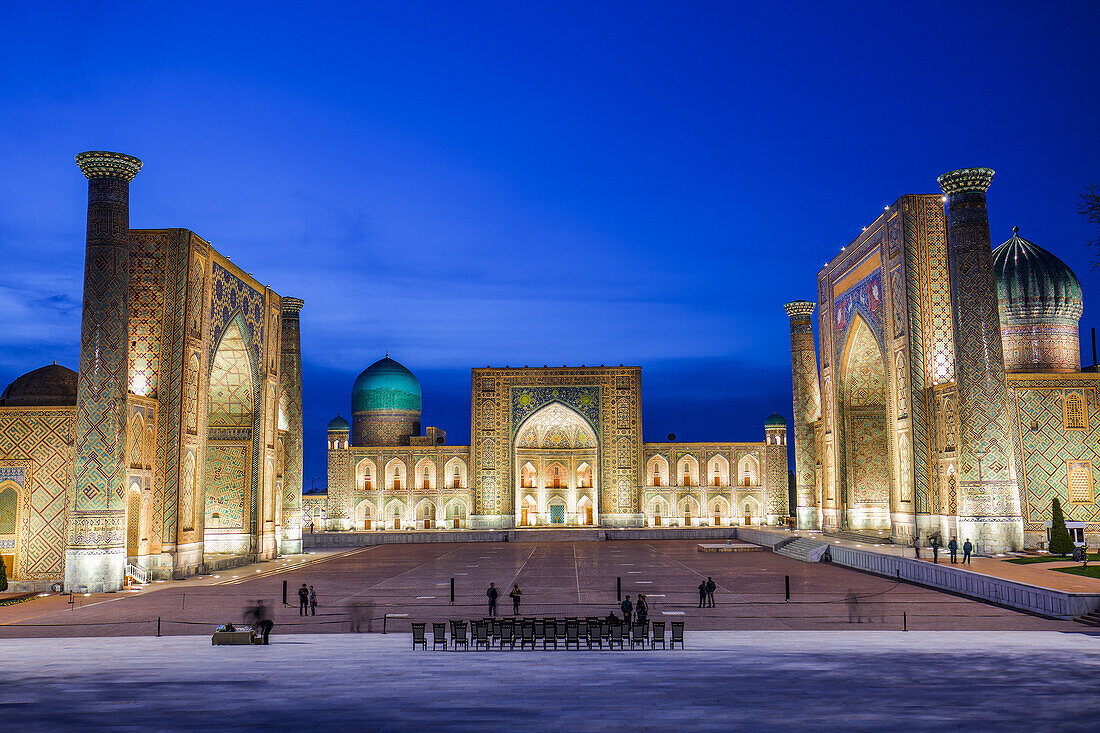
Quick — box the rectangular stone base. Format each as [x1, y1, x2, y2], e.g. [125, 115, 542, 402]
[697, 543, 763, 552]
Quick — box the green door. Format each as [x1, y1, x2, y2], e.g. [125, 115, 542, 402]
[550, 505, 565, 524]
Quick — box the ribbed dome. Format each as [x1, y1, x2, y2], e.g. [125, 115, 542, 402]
[993, 227, 1083, 322]
[352, 357, 422, 413]
[764, 412, 787, 427]
[0, 363, 78, 407]
[327, 415, 350, 431]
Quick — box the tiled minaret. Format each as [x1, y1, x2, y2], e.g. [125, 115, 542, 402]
[784, 300, 821, 529]
[279, 297, 305, 554]
[65, 151, 143, 592]
[938, 168, 1023, 552]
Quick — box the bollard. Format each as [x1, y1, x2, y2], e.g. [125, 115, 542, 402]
[451, 577, 455, 606]
[617, 577, 622, 602]
[383, 613, 388, 634]
[156, 616, 161, 637]
[282, 579, 288, 607]
[784, 575, 790, 603]
[903, 611, 907, 632]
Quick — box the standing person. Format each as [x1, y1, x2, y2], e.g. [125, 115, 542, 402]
[486, 582, 499, 616]
[309, 585, 318, 616]
[947, 537, 959, 564]
[913, 537, 921, 559]
[635, 594, 648, 624]
[705, 576, 717, 608]
[509, 583, 522, 616]
[931, 536, 940, 564]
[620, 595, 633, 624]
[962, 538, 973, 565]
[697, 580, 708, 608]
[297, 583, 309, 616]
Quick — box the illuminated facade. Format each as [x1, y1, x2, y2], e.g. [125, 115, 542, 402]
[786, 168, 1098, 552]
[0, 152, 303, 591]
[322, 362, 788, 530]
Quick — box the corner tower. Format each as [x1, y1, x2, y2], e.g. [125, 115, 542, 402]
[763, 413, 790, 523]
[784, 300, 821, 529]
[279, 297, 305, 554]
[938, 168, 1023, 552]
[66, 151, 143, 592]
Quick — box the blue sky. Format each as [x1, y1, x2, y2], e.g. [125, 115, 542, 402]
[1, 2, 1098, 486]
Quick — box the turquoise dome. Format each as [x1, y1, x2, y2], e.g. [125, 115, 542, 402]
[352, 357, 422, 413]
[327, 415, 349, 431]
[993, 227, 1083, 322]
[764, 412, 787, 427]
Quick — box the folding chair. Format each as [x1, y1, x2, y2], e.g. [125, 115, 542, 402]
[565, 620, 581, 650]
[498, 619, 515, 650]
[543, 619, 558, 650]
[630, 622, 647, 650]
[651, 621, 666, 650]
[609, 622, 625, 650]
[520, 620, 536, 650]
[451, 620, 469, 651]
[472, 621, 490, 650]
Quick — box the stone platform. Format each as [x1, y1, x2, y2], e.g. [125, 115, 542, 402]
[697, 542, 762, 552]
[0, 632, 1096, 730]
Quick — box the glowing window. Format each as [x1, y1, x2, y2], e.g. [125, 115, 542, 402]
[1064, 392, 1087, 430]
[1067, 461, 1093, 504]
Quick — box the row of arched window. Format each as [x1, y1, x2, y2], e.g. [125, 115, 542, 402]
[355, 457, 469, 491]
[646, 454, 760, 487]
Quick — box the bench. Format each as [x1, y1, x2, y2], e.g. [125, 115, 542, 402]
[211, 629, 255, 645]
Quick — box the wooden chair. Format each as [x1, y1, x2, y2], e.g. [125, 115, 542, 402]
[609, 622, 625, 650]
[670, 621, 685, 649]
[432, 622, 448, 651]
[587, 620, 602, 649]
[451, 620, 468, 651]
[651, 621, 666, 649]
[600, 620, 611, 645]
[543, 620, 558, 650]
[564, 620, 581, 649]
[498, 619, 515, 650]
[577, 618, 589, 639]
[519, 620, 536, 650]
[630, 622, 647, 649]
[533, 618, 545, 642]
[411, 622, 427, 650]
[472, 621, 490, 650]
[556, 619, 568, 644]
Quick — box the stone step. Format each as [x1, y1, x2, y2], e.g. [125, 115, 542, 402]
[774, 537, 830, 562]
[823, 529, 894, 545]
[1073, 611, 1100, 628]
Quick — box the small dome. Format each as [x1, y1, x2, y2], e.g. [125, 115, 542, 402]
[764, 412, 787, 427]
[0, 363, 78, 407]
[352, 357, 422, 413]
[993, 228, 1083, 322]
[327, 415, 350, 431]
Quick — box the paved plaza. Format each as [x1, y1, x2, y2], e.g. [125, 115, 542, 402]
[0, 540, 1087, 637]
[0, 631, 1097, 731]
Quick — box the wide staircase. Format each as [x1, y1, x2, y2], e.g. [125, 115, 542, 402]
[823, 529, 893, 545]
[1074, 610, 1100, 628]
[774, 536, 829, 562]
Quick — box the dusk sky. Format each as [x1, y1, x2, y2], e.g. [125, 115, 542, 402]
[2, 2, 1098, 486]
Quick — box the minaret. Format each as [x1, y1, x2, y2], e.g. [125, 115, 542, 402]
[938, 168, 1023, 552]
[279, 297, 305, 554]
[65, 151, 143, 592]
[784, 300, 821, 529]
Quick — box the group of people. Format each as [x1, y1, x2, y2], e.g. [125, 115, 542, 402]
[617, 594, 649, 624]
[297, 583, 319, 615]
[920, 537, 974, 564]
[697, 577, 717, 607]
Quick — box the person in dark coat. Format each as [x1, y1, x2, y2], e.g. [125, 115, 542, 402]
[509, 584, 522, 615]
[698, 580, 708, 608]
[486, 582, 499, 616]
[620, 595, 633, 624]
[962, 538, 973, 565]
[947, 537, 959, 564]
[635, 594, 648, 624]
[244, 599, 274, 644]
[298, 583, 309, 616]
[705, 577, 717, 607]
[930, 536, 941, 564]
[309, 586, 318, 616]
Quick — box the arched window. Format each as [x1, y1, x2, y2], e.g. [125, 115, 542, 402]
[1068, 461, 1093, 504]
[647, 456, 669, 487]
[678, 456, 699, 487]
[1065, 392, 1088, 430]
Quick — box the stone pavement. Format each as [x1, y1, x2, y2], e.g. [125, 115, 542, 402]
[0, 540, 1085, 637]
[0, 631, 1097, 731]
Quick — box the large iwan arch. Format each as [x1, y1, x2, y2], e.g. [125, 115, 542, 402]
[513, 402, 598, 527]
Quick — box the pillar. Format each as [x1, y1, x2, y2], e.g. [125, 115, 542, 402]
[65, 151, 143, 592]
[938, 168, 1023, 552]
[279, 297, 305, 553]
[764, 420, 790, 524]
[784, 300, 821, 529]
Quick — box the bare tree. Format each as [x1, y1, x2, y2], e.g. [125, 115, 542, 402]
[1080, 184, 1100, 266]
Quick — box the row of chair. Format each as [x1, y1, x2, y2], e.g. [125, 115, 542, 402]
[412, 618, 685, 650]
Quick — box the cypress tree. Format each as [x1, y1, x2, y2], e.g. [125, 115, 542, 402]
[1049, 496, 1074, 556]
[0, 556, 7, 593]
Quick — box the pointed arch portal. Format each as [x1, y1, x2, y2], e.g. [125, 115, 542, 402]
[513, 402, 598, 527]
[840, 315, 891, 530]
